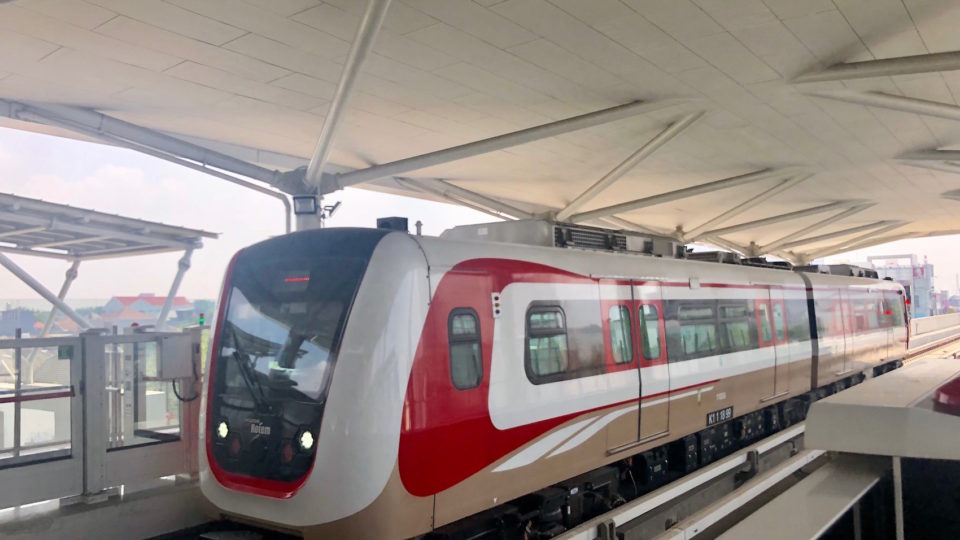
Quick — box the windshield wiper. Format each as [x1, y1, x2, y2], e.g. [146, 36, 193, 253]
[225, 324, 273, 414]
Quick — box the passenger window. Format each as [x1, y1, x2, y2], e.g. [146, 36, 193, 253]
[608, 305, 633, 364]
[639, 305, 661, 360]
[448, 309, 482, 390]
[680, 323, 717, 355]
[526, 307, 569, 381]
[757, 303, 773, 342]
[772, 302, 785, 340]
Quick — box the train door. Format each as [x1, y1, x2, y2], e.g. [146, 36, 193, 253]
[768, 289, 790, 397]
[601, 278, 639, 450]
[636, 281, 669, 441]
[756, 297, 783, 398]
[838, 290, 854, 375]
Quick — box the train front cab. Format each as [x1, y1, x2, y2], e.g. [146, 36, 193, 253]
[200, 228, 437, 539]
[804, 273, 908, 389]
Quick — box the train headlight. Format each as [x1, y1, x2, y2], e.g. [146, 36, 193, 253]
[216, 420, 229, 440]
[298, 430, 314, 452]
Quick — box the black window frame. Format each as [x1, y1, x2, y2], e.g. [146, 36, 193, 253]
[448, 307, 483, 390]
[524, 304, 572, 385]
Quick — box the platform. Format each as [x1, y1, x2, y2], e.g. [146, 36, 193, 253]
[722, 352, 960, 540]
[1, 320, 959, 540]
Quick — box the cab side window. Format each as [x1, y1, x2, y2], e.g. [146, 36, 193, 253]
[526, 306, 569, 382]
[448, 308, 482, 390]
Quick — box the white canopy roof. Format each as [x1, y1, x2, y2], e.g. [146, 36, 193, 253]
[1, 0, 960, 262]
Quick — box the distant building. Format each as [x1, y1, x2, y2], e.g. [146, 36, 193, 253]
[101, 293, 195, 328]
[868, 255, 935, 318]
[0, 307, 38, 337]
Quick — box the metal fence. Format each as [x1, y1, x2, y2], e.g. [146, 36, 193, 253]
[0, 328, 202, 510]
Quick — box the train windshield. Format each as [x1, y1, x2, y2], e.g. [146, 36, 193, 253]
[209, 251, 366, 484]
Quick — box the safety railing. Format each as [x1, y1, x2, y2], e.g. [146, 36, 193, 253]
[0, 327, 203, 510]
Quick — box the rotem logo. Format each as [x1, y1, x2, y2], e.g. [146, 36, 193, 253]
[249, 423, 271, 436]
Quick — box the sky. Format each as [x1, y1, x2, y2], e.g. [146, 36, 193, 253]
[1, 125, 959, 302]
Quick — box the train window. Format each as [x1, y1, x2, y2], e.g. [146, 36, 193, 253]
[785, 300, 811, 342]
[680, 305, 714, 320]
[772, 303, 785, 340]
[721, 321, 752, 351]
[608, 305, 633, 364]
[639, 305, 661, 360]
[667, 301, 720, 362]
[448, 309, 482, 390]
[757, 303, 773, 342]
[680, 323, 717, 356]
[526, 307, 569, 382]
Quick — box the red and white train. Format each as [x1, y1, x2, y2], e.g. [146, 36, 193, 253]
[199, 224, 908, 539]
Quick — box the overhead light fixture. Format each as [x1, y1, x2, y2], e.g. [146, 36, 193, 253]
[292, 195, 319, 215]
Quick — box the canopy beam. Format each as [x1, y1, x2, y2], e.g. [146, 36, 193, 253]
[804, 222, 910, 260]
[793, 50, 960, 84]
[569, 168, 795, 224]
[682, 173, 810, 242]
[699, 200, 860, 238]
[776, 220, 895, 251]
[555, 111, 703, 222]
[758, 203, 874, 254]
[329, 99, 687, 192]
[810, 91, 960, 123]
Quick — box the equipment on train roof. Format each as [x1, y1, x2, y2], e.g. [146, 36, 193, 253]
[797, 264, 879, 279]
[440, 219, 686, 258]
[377, 216, 409, 233]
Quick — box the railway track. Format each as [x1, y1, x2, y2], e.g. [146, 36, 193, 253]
[558, 331, 960, 540]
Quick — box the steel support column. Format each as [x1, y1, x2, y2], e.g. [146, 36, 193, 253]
[555, 111, 703, 222]
[682, 173, 809, 241]
[156, 248, 193, 330]
[25, 260, 80, 383]
[759, 204, 874, 254]
[305, 0, 392, 188]
[569, 168, 790, 224]
[793, 50, 960, 84]
[330, 99, 686, 191]
[699, 200, 858, 238]
[0, 252, 91, 329]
